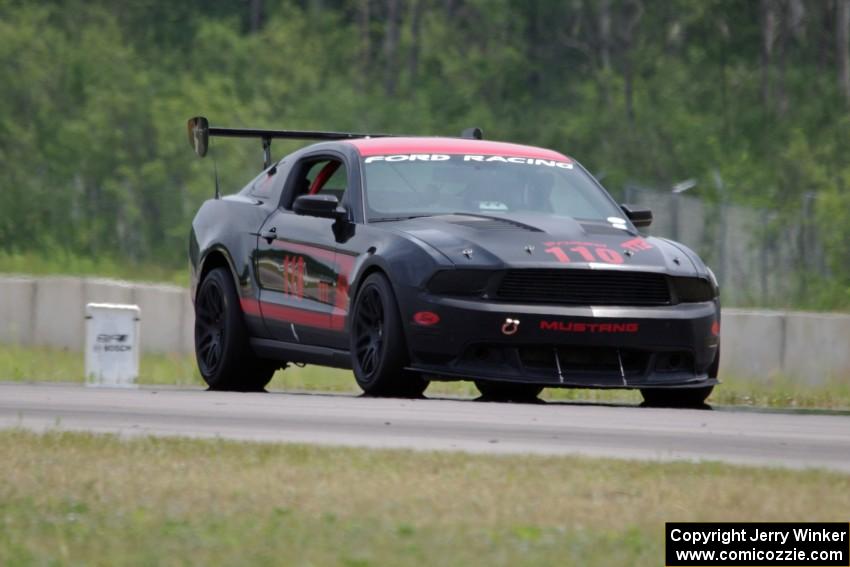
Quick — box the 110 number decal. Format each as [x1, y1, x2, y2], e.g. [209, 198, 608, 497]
[544, 244, 624, 265]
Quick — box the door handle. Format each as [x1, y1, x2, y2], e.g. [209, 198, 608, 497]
[261, 227, 277, 244]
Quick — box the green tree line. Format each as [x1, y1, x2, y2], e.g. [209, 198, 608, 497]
[1, 0, 848, 306]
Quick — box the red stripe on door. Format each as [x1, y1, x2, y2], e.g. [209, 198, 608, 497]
[241, 297, 344, 331]
[242, 246, 358, 331]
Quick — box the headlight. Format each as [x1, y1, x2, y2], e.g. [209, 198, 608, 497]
[671, 276, 716, 303]
[427, 270, 493, 296]
[706, 267, 720, 296]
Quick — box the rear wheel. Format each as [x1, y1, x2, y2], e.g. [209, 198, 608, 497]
[195, 267, 277, 391]
[475, 381, 543, 402]
[350, 273, 428, 398]
[640, 386, 713, 408]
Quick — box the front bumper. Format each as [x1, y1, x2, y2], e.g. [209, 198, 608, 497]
[401, 290, 720, 389]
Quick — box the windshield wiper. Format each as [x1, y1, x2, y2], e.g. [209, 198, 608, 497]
[449, 212, 543, 232]
[370, 214, 434, 222]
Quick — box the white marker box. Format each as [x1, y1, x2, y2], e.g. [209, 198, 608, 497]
[84, 303, 140, 388]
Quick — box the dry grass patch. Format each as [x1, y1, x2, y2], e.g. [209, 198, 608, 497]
[0, 430, 847, 566]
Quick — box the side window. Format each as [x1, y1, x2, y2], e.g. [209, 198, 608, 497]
[250, 161, 286, 199]
[293, 158, 347, 203]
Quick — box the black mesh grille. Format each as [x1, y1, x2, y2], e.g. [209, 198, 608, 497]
[496, 269, 671, 306]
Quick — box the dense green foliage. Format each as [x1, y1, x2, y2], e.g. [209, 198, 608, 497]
[1, 0, 848, 306]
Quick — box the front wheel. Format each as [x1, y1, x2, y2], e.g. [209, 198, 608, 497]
[640, 386, 713, 408]
[195, 267, 278, 392]
[350, 273, 428, 398]
[475, 381, 543, 402]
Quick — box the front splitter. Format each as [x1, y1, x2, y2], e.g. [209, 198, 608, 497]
[408, 365, 718, 390]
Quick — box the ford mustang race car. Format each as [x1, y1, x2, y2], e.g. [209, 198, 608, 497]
[186, 117, 720, 406]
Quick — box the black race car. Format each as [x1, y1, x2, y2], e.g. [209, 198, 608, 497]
[186, 117, 720, 406]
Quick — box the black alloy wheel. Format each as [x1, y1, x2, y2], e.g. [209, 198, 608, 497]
[195, 276, 226, 376]
[354, 285, 385, 377]
[194, 267, 277, 392]
[350, 273, 428, 397]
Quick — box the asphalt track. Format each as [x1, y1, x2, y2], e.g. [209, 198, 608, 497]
[1, 382, 849, 472]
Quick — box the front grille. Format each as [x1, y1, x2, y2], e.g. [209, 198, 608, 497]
[496, 269, 671, 306]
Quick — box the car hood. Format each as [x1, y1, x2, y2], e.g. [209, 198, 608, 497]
[384, 213, 704, 276]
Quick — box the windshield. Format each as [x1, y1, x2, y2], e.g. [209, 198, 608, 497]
[362, 154, 624, 222]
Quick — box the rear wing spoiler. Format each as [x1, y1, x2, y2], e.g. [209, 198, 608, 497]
[187, 116, 483, 169]
[187, 116, 395, 169]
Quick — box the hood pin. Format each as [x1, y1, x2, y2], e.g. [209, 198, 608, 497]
[462, 248, 474, 259]
[524, 245, 535, 254]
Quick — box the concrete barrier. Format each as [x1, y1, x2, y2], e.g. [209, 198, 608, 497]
[33, 277, 85, 350]
[0, 276, 191, 354]
[0, 276, 848, 383]
[132, 284, 187, 354]
[782, 312, 850, 384]
[719, 309, 785, 381]
[84, 278, 134, 306]
[180, 293, 195, 354]
[0, 277, 36, 345]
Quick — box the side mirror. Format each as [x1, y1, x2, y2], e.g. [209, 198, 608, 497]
[460, 127, 484, 140]
[293, 194, 345, 220]
[187, 116, 210, 157]
[620, 204, 653, 228]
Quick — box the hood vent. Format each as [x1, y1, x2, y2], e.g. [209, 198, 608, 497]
[581, 223, 630, 235]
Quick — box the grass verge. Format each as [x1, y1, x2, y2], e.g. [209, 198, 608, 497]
[0, 430, 847, 566]
[1, 344, 848, 409]
[0, 251, 185, 285]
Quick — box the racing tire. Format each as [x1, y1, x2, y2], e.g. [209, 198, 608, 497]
[475, 381, 543, 403]
[708, 346, 720, 379]
[640, 348, 718, 408]
[350, 272, 428, 398]
[195, 267, 277, 392]
[640, 386, 713, 408]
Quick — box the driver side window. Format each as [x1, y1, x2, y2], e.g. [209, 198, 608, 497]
[287, 158, 347, 208]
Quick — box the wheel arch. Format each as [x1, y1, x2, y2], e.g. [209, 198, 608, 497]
[197, 247, 240, 301]
[348, 259, 397, 323]
[349, 257, 395, 304]
[347, 259, 419, 361]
